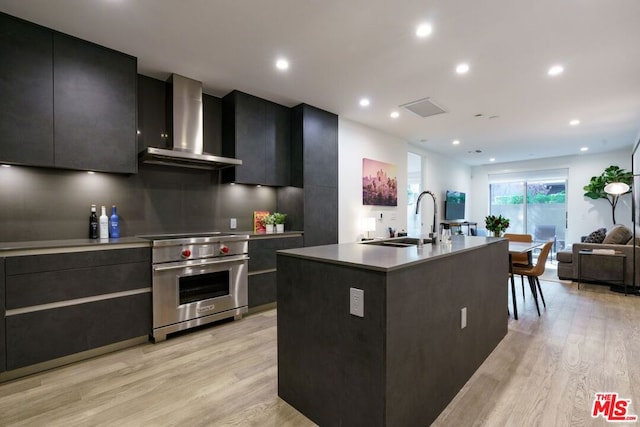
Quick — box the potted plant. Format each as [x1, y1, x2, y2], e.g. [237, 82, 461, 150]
[485, 214, 510, 237]
[272, 212, 287, 233]
[264, 213, 277, 234]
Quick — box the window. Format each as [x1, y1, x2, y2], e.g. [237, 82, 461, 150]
[489, 169, 567, 253]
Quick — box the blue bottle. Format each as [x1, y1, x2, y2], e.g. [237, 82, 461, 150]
[109, 205, 120, 238]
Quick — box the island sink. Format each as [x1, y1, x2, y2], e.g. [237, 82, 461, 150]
[361, 237, 432, 247]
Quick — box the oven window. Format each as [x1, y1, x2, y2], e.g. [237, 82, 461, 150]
[179, 270, 230, 305]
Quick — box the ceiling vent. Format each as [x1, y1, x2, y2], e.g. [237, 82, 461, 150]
[400, 97, 448, 118]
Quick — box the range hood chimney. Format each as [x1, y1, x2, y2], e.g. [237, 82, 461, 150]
[139, 74, 242, 170]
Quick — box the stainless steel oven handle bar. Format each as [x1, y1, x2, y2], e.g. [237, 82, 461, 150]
[153, 255, 249, 271]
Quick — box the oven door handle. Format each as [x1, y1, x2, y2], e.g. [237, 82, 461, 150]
[153, 255, 249, 272]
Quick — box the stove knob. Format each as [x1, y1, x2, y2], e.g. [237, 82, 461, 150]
[182, 249, 192, 258]
[220, 245, 229, 254]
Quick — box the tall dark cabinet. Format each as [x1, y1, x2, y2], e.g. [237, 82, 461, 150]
[0, 13, 54, 167]
[222, 90, 291, 186]
[290, 104, 339, 247]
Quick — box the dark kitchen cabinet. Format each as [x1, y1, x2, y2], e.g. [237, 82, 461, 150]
[0, 13, 54, 167]
[203, 93, 223, 156]
[3, 247, 151, 371]
[222, 90, 291, 186]
[0, 12, 137, 173]
[291, 104, 339, 247]
[248, 234, 303, 308]
[54, 33, 137, 173]
[0, 258, 5, 373]
[137, 74, 169, 152]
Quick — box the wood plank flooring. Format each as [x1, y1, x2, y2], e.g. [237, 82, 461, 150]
[1, 279, 639, 426]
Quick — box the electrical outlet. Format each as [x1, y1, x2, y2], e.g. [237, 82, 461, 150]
[350, 288, 364, 317]
[230, 218, 237, 229]
[390, 212, 397, 221]
[461, 307, 467, 329]
[377, 211, 384, 221]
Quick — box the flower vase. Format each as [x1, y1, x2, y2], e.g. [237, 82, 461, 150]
[493, 231, 501, 237]
[276, 224, 284, 233]
[265, 224, 275, 234]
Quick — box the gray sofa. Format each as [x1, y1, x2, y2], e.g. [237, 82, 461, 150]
[557, 225, 639, 286]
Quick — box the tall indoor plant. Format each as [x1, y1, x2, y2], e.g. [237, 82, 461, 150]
[583, 165, 632, 224]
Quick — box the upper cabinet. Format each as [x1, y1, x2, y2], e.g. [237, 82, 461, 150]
[0, 13, 54, 167]
[137, 74, 169, 152]
[0, 13, 137, 174]
[221, 90, 291, 186]
[53, 34, 137, 173]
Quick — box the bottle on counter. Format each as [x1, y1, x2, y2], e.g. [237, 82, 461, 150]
[89, 204, 98, 239]
[109, 205, 120, 238]
[99, 205, 109, 240]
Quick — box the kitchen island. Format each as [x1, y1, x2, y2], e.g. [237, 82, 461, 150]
[277, 235, 508, 427]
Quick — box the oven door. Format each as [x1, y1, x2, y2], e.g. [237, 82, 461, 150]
[152, 255, 248, 329]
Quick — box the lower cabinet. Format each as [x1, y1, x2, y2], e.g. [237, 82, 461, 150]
[0, 258, 5, 373]
[248, 235, 303, 308]
[2, 246, 151, 373]
[6, 293, 150, 370]
[248, 271, 277, 308]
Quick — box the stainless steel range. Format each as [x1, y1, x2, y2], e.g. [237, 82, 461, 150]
[141, 233, 249, 342]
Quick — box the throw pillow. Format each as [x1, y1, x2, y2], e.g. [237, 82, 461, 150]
[603, 224, 632, 244]
[583, 228, 607, 243]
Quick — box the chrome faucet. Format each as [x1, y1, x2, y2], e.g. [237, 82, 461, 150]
[415, 190, 437, 234]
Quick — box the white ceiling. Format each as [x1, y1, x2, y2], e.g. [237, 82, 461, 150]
[2, 0, 640, 166]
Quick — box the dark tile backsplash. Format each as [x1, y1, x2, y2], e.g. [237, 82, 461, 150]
[0, 163, 281, 242]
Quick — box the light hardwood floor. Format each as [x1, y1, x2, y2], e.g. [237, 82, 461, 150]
[1, 279, 638, 426]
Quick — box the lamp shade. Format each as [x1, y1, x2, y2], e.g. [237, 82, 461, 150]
[604, 182, 630, 195]
[361, 217, 376, 232]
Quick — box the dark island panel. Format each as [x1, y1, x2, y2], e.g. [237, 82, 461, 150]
[277, 238, 508, 426]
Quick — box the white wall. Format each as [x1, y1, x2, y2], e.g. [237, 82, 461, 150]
[469, 148, 632, 244]
[338, 119, 408, 242]
[408, 144, 472, 235]
[338, 118, 472, 242]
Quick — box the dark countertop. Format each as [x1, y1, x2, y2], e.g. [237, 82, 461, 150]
[0, 231, 304, 256]
[0, 237, 151, 256]
[278, 235, 503, 272]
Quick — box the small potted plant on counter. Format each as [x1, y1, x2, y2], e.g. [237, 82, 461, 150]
[272, 212, 287, 233]
[485, 214, 510, 237]
[264, 213, 277, 234]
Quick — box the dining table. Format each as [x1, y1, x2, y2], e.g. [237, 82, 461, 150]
[508, 241, 544, 320]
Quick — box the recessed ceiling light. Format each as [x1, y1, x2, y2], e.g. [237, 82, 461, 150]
[548, 65, 564, 76]
[452, 140, 460, 145]
[580, 147, 589, 152]
[275, 58, 289, 71]
[390, 111, 399, 119]
[359, 98, 370, 107]
[416, 23, 433, 38]
[455, 63, 469, 74]
[569, 119, 580, 126]
[489, 158, 496, 162]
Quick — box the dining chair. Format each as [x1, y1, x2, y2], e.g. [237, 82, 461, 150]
[512, 241, 553, 316]
[534, 224, 557, 261]
[504, 233, 533, 299]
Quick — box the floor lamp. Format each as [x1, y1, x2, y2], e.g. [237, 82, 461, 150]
[604, 182, 638, 295]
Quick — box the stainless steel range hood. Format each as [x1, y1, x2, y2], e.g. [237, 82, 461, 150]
[139, 74, 242, 170]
